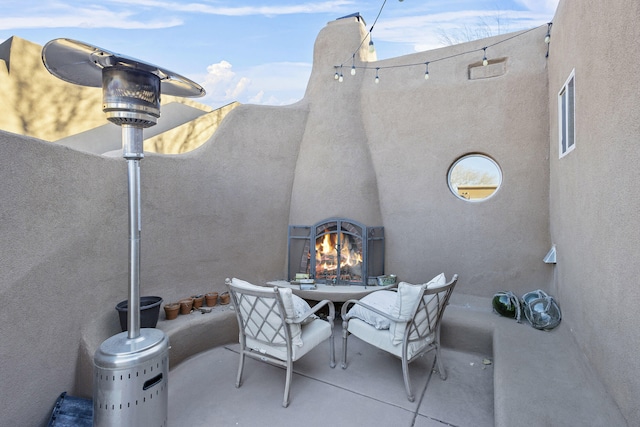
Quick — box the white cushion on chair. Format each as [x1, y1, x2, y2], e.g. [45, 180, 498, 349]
[231, 278, 304, 346]
[246, 317, 331, 361]
[290, 294, 316, 325]
[348, 318, 431, 360]
[426, 273, 446, 289]
[390, 273, 445, 345]
[346, 290, 396, 329]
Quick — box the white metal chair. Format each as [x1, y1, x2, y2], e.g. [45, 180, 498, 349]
[341, 274, 458, 401]
[226, 278, 336, 407]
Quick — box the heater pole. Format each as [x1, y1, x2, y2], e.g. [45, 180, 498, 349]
[123, 124, 144, 339]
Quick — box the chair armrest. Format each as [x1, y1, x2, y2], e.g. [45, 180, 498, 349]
[341, 298, 410, 324]
[287, 299, 335, 325]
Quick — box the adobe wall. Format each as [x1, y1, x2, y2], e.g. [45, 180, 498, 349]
[548, 0, 640, 424]
[0, 133, 127, 426]
[298, 17, 552, 293]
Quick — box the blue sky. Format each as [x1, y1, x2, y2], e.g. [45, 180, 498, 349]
[1, 0, 558, 109]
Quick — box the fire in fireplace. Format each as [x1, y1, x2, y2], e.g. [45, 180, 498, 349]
[288, 218, 384, 286]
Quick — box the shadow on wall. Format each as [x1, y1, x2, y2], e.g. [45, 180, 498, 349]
[0, 36, 105, 141]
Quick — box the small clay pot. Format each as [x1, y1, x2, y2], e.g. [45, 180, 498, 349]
[219, 292, 230, 305]
[179, 298, 193, 315]
[205, 292, 219, 307]
[192, 294, 204, 309]
[164, 303, 180, 320]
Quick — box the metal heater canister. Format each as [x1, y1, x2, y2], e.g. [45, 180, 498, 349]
[93, 329, 169, 426]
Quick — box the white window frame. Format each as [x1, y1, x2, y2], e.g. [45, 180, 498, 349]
[558, 69, 576, 158]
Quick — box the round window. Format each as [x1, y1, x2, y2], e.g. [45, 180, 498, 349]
[448, 154, 502, 202]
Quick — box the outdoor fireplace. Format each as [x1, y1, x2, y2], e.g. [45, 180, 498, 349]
[288, 218, 384, 286]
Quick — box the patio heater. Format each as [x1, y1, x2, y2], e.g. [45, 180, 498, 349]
[42, 38, 204, 426]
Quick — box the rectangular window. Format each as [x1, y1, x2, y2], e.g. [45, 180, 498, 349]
[558, 70, 575, 158]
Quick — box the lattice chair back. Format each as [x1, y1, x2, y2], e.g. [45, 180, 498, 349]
[405, 277, 457, 346]
[232, 284, 291, 349]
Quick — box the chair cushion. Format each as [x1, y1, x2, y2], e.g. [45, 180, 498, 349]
[390, 273, 445, 345]
[346, 290, 396, 330]
[290, 294, 316, 325]
[246, 317, 331, 361]
[426, 273, 446, 289]
[347, 318, 431, 360]
[231, 278, 303, 347]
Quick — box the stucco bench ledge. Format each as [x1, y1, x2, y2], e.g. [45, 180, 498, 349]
[75, 304, 238, 398]
[155, 304, 239, 368]
[441, 294, 626, 427]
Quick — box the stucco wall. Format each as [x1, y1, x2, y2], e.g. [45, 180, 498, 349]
[548, 0, 640, 424]
[0, 133, 127, 426]
[298, 17, 552, 293]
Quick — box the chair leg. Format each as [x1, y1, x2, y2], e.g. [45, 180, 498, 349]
[341, 323, 348, 369]
[236, 351, 245, 388]
[282, 359, 293, 408]
[401, 356, 415, 402]
[435, 344, 447, 380]
[329, 333, 336, 368]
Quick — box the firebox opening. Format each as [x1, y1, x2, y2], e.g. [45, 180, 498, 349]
[288, 218, 384, 286]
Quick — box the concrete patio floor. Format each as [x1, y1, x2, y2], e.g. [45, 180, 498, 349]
[168, 321, 494, 427]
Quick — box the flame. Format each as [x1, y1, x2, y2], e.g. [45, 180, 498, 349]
[315, 232, 362, 281]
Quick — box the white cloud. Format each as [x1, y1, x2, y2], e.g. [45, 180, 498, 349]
[107, 0, 355, 16]
[374, 5, 558, 52]
[0, 4, 182, 30]
[201, 61, 251, 105]
[248, 91, 265, 104]
[200, 60, 311, 108]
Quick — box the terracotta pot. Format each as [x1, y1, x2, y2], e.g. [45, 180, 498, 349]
[164, 303, 180, 320]
[219, 292, 230, 305]
[205, 292, 219, 307]
[179, 298, 193, 315]
[192, 295, 204, 309]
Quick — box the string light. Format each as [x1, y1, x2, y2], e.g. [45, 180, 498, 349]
[545, 22, 553, 58]
[544, 22, 552, 44]
[332, 0, 550, 84]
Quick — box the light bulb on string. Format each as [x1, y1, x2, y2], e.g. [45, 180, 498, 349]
[424, 62, 430, 80]
[369, 39, 375, 53]
[544, 22, 552, 44]
[338, 65, 344, 82]
[351, 54, 356, 76]
[375, 68, 380, 84]
[482, 47, 488, 66]
[334, 68, 340, 80]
